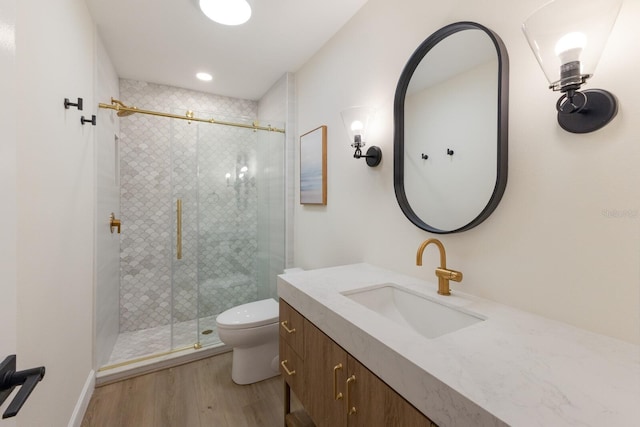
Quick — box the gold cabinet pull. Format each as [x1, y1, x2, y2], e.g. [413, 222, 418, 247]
[280, 360, 296, 376]
[333, 363, 343, 400]
[280, 320, 296, 334]
[346, 374, 357, 415]
[176, 199, 182, 260]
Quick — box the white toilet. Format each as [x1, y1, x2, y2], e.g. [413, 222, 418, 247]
[216, 298, 280, 385]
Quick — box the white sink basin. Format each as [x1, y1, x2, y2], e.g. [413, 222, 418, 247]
[341, 283, 484, 339]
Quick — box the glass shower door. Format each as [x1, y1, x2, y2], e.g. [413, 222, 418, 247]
[170, 111, 286, 350]
[195, 118, 286, 347]
[196, 120, 257, 347]
[255, 124, 286, 302]
[170, 115, 200, 350]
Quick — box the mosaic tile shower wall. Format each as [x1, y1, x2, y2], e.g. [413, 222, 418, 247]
[118, 79, 278, 333]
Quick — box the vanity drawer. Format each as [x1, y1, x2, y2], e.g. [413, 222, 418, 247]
[280, 299, 304, 356]
[280, 339, 304, 391]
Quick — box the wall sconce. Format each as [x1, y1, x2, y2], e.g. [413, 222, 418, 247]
[522, 0, 622, 133]
[340, 106, 382, 167]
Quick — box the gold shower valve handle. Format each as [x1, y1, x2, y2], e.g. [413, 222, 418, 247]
[109, 213, 121, 234]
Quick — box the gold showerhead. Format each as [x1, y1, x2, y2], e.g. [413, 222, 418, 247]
[117, 109, 137, 117]
[111, 98, 138, 117]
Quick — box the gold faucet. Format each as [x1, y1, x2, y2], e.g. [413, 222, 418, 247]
[416, 238, 463, 296]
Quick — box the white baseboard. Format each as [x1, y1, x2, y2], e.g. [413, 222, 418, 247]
[68, 369, 95, 427]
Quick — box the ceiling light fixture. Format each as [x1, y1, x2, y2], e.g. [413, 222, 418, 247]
[198, 0, 252, 26]
[196, 72, 213, 81]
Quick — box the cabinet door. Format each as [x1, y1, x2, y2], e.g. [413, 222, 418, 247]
[280, 300, 305, 357]
[347, 355, 436, 427]
[280, 339, 304, 393]
[386, 386, 436, 427]
[303, 320, 348, 427]
[346, 355, 386, 427]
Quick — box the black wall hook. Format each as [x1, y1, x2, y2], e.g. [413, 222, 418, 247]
[447, 149, 454, 156]
[81, 115, 97, 126]
[64, 98, 83, 110]
[421, 153, 429, 160]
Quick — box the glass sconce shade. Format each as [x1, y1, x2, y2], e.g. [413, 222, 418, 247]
[340, 106, 375, 147]
[199, 0, 252, 26]
[522, 0, 622, 92]
[340, 106, 382, 167]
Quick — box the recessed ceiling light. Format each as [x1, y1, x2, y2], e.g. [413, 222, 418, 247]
[199, 0, 252, 26]
[196, 72, 213, 81]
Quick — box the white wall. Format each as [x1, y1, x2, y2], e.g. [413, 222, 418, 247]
[0, 1, 17, 425]
[14, 0, 97, 424]
[294, 0, 640, 344]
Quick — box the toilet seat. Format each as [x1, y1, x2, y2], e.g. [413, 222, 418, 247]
[216, 298, 278, 330]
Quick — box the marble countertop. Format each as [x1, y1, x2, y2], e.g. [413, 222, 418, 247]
[277, 263, 640, 427]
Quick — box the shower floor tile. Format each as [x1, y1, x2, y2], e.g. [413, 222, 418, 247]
[106, 315, 220, 366]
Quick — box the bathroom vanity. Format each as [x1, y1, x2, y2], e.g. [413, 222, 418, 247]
[277, 264, 639, 427]
[280, 299, 435, 426]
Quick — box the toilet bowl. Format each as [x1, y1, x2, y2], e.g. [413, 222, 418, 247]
[216, 298, 280, 385]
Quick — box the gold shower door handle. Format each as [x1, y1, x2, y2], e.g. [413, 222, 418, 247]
[176, 199, 182, 260]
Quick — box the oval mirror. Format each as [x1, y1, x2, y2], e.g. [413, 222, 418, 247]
[394, 22, 509, 233]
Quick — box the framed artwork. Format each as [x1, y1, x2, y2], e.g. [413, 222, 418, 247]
[300, 125, 327, 205]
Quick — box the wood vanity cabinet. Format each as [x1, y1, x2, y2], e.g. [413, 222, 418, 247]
[279, 299, 436, 427]
[279, 299, 305, 395]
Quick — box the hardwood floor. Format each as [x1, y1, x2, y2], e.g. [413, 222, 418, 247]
[82, 352, 286, 427]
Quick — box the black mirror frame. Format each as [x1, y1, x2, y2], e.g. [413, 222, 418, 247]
[393, 21, 509, 234]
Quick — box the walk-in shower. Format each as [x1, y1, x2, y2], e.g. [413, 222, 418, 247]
[97, 94, 285, 373]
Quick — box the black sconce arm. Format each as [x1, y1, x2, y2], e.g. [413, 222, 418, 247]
[352, 145, 382, 167]
[353, 146, 376, 159]
[554, 88, 617, 133]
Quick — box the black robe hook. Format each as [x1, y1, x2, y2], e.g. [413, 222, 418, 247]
[81, 115, 97, 126]
[64, 98, 83, 110]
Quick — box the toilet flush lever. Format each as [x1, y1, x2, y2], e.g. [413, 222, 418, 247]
[109, 213, 121, 234]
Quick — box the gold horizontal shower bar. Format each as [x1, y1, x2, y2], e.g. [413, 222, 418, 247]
[98, 98, 285, 133]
